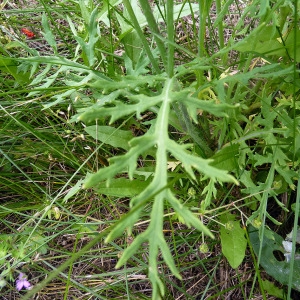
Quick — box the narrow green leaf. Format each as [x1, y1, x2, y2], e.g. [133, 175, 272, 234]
[167, 190, 214, 238]
[97, 178, 151, 197]
[159, 237, 182, 279]
[115, 232, 147, 269]
[84, 125, 133, 150]
[63, 179, 83, 203]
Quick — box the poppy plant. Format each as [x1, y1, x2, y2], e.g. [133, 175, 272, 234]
[21, 28, 35, 39]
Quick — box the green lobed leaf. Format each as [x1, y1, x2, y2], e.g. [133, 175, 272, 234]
[78, 98, 160, 124]
[172, 90, 237, 123]
[167, 139, 238, 184]
[41, 14, 57, 54]
[68, 8, 100, 67]
[83, 135, 156, 188]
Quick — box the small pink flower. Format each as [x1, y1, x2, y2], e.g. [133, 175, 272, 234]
[16, 273, 31, 291]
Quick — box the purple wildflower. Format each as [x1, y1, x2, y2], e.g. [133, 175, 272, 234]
[16, 273, 31, 291]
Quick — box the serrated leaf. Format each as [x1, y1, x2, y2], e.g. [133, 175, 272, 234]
[69, 7, 99, 67]
[42, 14, 57, 54]
[172, 90, 236, 122]
[78, 90, 163, 123]
[220, 213, 247, 268]
[84, 125, 133, 150]
[168, 139, 238, 184]
[83, 135, 156, 188]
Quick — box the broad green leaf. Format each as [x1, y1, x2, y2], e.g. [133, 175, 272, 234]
[283, 28, 300, 62]
[210, 143, 239, 171]
[249, 225, 300, 291]
[97, 178, 151, 197]
[84, 125, 133, 150]
[234, 24, 300, 62]
[220, 213, 247, 269]
[122, 30, 143, 67]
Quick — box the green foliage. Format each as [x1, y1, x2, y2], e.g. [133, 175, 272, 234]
[262, 279, 284, 299]
[209, 143, 239, 171]
[0, 56, 31, 86]
[78, 76, 237, 297]
[249, 225, 300, 291]
[220, 213, 247, 269]
[0, 229, 49, 267]
[97, 177, 152, 197]
[84, 125, 133, 151]
[1, 0, 300, 298]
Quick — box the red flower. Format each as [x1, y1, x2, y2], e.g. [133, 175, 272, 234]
[21, 28, 35, 39]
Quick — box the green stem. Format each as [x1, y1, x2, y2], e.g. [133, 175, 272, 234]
[122, 0, 161, 74]
[166, 0, 174, 77]
[215, 0, 224, 49]
[138, 0, 167, 70]
[245, 228, 267, 300]
[198, 1, 207, 58]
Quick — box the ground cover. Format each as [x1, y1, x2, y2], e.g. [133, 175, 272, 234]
[0, 0, 300, 299]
